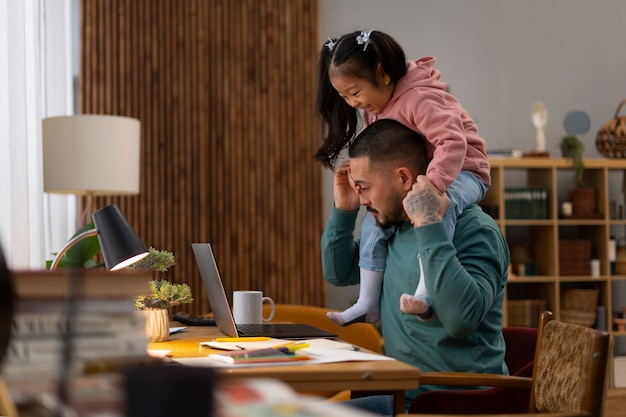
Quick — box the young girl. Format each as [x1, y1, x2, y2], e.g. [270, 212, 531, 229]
[315, 30, 490, 325]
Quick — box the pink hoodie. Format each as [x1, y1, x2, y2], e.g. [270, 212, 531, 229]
[364, 57, 490, 192]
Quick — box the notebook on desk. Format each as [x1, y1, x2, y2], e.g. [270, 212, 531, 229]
[191, 243, 338, 339]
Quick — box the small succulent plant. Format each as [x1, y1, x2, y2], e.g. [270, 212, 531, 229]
[134, 279, 193, 310]
[130, 248, 193, 310]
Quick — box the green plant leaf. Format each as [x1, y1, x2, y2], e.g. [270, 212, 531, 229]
[134, 279, 192, 310]
[51, 222, 103, 269]
[560, 134, 586, 187]
[128, 247, 176, 272]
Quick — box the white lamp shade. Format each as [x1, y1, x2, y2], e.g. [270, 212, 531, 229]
[43, 114, 141, 195]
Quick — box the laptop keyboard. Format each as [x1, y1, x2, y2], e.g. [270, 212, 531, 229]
[236, 323, 290, 335]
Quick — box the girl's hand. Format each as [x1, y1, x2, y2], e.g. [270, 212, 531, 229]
[333, 161, 360, 211]
[403, 175, 449, 227]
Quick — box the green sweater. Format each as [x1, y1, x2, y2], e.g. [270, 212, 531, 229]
[321, 204, 510, 399]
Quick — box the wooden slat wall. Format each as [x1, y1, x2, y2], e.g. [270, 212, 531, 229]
[80, 0, 324, 315]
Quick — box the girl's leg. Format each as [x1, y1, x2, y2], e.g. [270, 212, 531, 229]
[401, 172, 488, 319]
[327, 212, 393, 326]
[400, 255, 434, 319]
[327, 268, 382, 326]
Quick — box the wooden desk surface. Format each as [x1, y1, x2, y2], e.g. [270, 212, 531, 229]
[150, 323, 420, 413]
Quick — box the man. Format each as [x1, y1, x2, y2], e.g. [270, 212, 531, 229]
[321, 119, 510, 415]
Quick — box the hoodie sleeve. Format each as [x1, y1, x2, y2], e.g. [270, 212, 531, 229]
[401, 89, 468, 193]
[417, 93, 467, 192]
[372, 58, 489, 193]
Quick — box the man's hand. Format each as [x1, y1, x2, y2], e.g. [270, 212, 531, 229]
[333, 161, 360, 211]
[403, 175, 449, 227]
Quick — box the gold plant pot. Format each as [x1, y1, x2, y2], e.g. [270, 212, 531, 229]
[143, 308, 169, 342]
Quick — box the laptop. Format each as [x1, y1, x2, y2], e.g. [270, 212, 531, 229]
[191, 243, 337, 339]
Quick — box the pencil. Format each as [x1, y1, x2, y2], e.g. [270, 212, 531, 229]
[214, 337, 272, 342]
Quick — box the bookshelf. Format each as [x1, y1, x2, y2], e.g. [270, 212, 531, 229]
[5, 270, 154, 414]
[482, 158, 626, 346]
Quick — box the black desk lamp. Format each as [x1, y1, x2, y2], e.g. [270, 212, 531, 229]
[50, 204, 149, 270]
[47, 204, 149, 414]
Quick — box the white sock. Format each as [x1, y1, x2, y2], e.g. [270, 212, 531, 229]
[413, 257, 431, 305]
[400, 256, 433, 318]
[327, 268, 382, 326]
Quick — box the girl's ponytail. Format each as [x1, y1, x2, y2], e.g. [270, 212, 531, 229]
[315, 38, 358, 168]
[314, 30, 407, 168]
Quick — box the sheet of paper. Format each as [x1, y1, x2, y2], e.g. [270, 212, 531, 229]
[169, 326, 186, 335]
[182, 338, 393, 367]
[201, 338, 286, 351]
[147, 349, 171, 358]
[175, 356, 308, 368]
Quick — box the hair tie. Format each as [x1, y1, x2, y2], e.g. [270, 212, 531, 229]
[356, 31, 371, 51]
[325, 38, 336, 52]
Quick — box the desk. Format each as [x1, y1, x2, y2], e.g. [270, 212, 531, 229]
[150, 323, 420, 415]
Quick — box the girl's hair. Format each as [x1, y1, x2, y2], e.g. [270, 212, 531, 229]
[314, 30, 407, 168]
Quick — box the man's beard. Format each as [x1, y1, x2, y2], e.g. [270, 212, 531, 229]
[366, 191, 405, 229]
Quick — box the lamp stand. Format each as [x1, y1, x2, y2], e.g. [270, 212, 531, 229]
[78, 191, 96, 228]
[50, 229, 98, 270]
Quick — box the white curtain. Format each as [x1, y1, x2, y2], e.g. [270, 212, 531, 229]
[41, 0, 78, 265]
[0, 0, 75, 269]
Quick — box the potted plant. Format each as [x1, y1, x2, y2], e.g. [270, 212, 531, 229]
[134, 279, 193, 311]
[128, 247, 177, 274]
[131, 248, 193, 342]
[560, 134, 596, 217]
[46, 223, 102, 269]
[560, 134, 585, 187]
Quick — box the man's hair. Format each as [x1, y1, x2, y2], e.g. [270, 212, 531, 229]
[349, 119, 427, 174]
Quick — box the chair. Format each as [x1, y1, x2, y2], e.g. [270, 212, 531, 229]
[408, 325, 538, 414]
[263, 303, 384, 354]
[406, 311, 611, 417]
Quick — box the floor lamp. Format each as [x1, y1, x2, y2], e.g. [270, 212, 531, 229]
[42, 114, 142, 226]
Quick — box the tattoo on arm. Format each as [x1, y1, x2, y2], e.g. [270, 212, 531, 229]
[405, 191, 440, 225]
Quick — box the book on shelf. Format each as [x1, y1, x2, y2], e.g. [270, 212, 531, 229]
[12, 310, 145, 337]
[9, 372, 128, 417]
[11, 269, 151, 298]
[487, 148, 523, 158]
[504, 187, 548, 219]
[4, 269, 153, 398]
[6, 331, 148, 364]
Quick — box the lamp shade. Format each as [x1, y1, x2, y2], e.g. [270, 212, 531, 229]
[92, 205, 149, 271]
[42, 114, 141, 195]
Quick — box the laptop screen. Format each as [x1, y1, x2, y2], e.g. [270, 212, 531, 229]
[191, 243, 338, 339]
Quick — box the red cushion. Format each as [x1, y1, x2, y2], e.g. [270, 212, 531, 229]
[408, 326, 537, 414]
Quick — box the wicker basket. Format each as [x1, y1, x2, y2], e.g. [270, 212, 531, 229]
[560, 288, 599, 327]
[596, 98, 626, 158]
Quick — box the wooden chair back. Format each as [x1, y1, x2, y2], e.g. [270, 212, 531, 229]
[264, 303, 383, 353]
[529, 311, 610, 417]
[405, 311, 611, 417]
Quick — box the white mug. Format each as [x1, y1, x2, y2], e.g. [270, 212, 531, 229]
[232, 290, 275, 324]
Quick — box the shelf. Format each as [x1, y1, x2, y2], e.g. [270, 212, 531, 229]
[507, 276, 556, 283]
[490, 157, 626, 339]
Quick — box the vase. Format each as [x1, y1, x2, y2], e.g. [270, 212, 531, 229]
[143, 308, 169, 342]
[570, 187, 597, 217]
